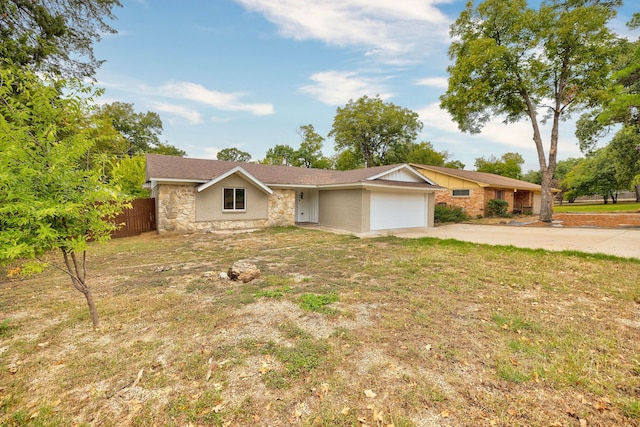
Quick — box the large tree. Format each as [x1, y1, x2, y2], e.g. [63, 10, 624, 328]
[329, 95, 423, 168]
[563, 148, 620, 203]
[217, 147, 252, 162]
[475, 152, 524, 179]
[0, 0, 121, 78]
[575, 17, 640, 199]
[295, 124, 331, 169]
[0, 66, 127, 329]
[261, 144, 296, 165]
[440, 0, 621, 222]
[607, 125, 640, 200]
[92, 102, 185, 157]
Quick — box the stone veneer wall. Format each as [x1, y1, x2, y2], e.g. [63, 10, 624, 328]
[266, 188, 296, 227]
[155, 184, 295, 233]
[155, 184, 197, 233]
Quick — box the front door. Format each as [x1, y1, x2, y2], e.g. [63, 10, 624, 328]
[296, 190, 318, 223]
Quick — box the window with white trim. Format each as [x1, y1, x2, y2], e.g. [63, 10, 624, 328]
[223, 188, 246, 211]
[452, 189, 470, 197]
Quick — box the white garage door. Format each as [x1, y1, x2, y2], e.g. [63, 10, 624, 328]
[370, 192, 426, 230]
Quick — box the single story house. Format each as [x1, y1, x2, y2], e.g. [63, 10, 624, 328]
[145, 154, 443, 234]
[411, 164, 548, 217]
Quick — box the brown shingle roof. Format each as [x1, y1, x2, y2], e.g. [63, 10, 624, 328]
[146, 154, 440, 188]
[410, 163, 544, 191]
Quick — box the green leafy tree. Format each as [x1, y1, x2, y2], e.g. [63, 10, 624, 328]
[111, 155, 149, 198]
[217, 147, 252, 162]
[406, 142, 448, 166]
[474, 152, 524, 179]
[444, 159, 466, 170]
[0, 0, 121, 78]
[440, 0, 621, 222]
[93, 102, 185, 157]
[295, 124, 331, 168]
[576, 36, 640, 151]
[607, 126, 640, 200]
[575, 16, 640, 200]
[553, 157, 583, 203]
[88, 103, 185, 190]
[329, 95, 423, 168]
[563, 149, 620, 203]
[522, 169, 542, 184]
[333, 150, 362, 171]
[262, 144, 296, 165]
[0, 67, 128, 329]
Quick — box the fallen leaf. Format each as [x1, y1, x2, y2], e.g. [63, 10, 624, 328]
[259, 361, 271, 374]
[364, 389, 377, 398]
[373, 408, 384, 421]
[341, 406, 350, 415]
[441, 410, 450, 418]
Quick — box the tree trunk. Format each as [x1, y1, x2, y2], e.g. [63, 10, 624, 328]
[81, 287, 101, 329]
[635, 184, 639, 202]
[62, 250, 101, 329]
[539, 168, 554, 222]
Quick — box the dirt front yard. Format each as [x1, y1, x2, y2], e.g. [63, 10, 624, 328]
[1, 228, 639, 426]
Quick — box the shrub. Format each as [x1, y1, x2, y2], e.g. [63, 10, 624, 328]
[434, 205, 469, 223]
[487, 199, 510, 217]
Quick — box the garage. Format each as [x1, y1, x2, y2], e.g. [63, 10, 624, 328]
[370, 192, 427, 230]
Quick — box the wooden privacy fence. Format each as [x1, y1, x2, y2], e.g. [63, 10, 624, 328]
[111, 198, 156, 238]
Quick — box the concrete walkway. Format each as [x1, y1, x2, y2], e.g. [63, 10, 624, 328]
[359, 224, 640, 259]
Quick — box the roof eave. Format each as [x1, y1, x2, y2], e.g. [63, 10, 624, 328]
[197, 166, 274, 195]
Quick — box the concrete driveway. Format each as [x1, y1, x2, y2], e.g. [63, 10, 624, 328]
[360, 224, 640, 259]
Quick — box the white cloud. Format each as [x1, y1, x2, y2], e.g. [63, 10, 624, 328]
[416, 102, 459, 133]
[160, 81, 275, 116]
[299, 70, 392, 105]
[415, 77, 448, 89]
[417, 102, 584, 171]
[150, 102, 203, 124]
[234, 0, 452, 61]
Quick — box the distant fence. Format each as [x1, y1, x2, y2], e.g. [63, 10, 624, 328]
[573, 191, 637, 202]
[111, 198, 156, 238]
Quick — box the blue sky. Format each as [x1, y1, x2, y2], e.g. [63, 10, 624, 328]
[93, 0, 638, 172]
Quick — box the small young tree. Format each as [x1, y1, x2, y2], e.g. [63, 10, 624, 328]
[0, 66, 128, 329]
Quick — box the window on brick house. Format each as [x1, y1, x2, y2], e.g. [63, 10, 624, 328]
[452, 189, 470, 197]
[496, 190, 504, 200]
[223, 188, 246, 211]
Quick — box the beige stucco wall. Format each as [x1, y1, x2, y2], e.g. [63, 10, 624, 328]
[195, 175, 268, 221]
[318, 189, 368, 233]
[154, 181, 295, 233]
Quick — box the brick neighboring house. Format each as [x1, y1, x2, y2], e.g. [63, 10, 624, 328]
[411, 164, 549, 217]
[145, 154, 442, 234]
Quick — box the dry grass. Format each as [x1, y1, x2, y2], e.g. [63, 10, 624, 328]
[1, 227, 639, 426]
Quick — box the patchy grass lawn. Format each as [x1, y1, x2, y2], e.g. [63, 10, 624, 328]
[1, 227, 639, 426]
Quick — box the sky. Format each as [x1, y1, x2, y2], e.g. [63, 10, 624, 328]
[92, 0, 639, 172]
